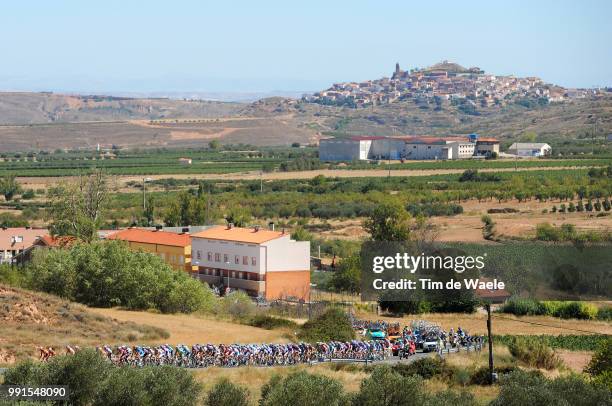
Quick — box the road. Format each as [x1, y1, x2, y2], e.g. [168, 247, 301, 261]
[0, 347, 476, 375]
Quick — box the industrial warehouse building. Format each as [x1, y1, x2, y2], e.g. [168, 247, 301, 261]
[507, 142, 552, 157]
[191, 225, 310, 301]
[319, 135, 497, 161]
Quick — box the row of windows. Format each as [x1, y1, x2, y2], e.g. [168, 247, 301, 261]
[200, 268, 260, 281]
[158, 252, 185, 264]
[195, 251, 256, 266]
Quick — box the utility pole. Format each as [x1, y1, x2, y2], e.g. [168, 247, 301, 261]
[206, 184, 211, 225]
[142, 177, 147, 211]
[486, 302, 494, 384]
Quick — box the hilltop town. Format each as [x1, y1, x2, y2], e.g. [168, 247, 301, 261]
[304, 60, 601, 108]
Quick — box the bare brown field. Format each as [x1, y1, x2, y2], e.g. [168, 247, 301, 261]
[15, 165, 592, 192]
[0, 115, 315, 151]
[90, 308, 292, 345]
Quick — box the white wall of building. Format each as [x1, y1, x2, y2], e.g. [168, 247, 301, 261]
[263, 236, 310, 272]
[191, 234, 309, 274]
[448, 142, 475, 159]
[403, 143, 451, 160]
[192, 239, 263, 273]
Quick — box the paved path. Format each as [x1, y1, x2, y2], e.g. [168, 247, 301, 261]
[0, 347, 479, 375]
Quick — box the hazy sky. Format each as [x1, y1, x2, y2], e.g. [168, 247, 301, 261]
[1, 0, 610, 93]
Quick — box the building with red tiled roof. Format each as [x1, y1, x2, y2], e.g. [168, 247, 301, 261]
[191, 224, 310, 301]
[0, 227, 49, 265]
[107, 228, 193, 272]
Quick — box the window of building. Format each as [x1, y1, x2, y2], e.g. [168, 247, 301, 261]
[251, 257, 256, 266]
[214, 253, 220, 262]
[179, 256, 184, 264]
[235, 255, 240, 264]
[160, 253, 165, 260]
[239, 272, 243, 279]
[223, 254, 229, 263]
[196, 250, 201, 260]
[243, 256, 248, 265]
[207, 252, 213, 261]
[231, 271, 236, 278]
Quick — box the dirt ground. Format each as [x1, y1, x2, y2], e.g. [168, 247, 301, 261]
[556, 350, 593, 372]
[314, 198, 612, 242]
[90, 308, 293, 345]
[15, 165, 591, 191]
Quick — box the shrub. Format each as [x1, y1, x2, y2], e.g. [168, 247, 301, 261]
[507, 336, 562, 369]
[354, 365, 476, 406]
[205, 378, 249, 406]
[499, 298, 547, 316]
[535, 223, 561, 241]
[220, 290, 256, 319]
[260, 371, 348, 406]
[5, 349, 112, 406]
[491, 370, 611, 406]
[394, 357, 453, 380]
[6, 351, 202, 406]
[248, 314, 297, 330]
[585, 338, 612, 377]
[298, 308, 354, 342]
[469, 366, 516, 385]
[26, 241, 216, 313]
[597, 306, 612, 321]
[353, 365, 428, 406]
[552, 301, 598, 320]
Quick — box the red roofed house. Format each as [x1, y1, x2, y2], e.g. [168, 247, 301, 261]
[191, 224, 310, 301]
[106, 228, 194, 272]
[0, 227, 49, 265]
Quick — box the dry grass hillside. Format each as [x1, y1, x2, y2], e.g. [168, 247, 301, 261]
[0, 91, 610, 151]
[0, 284, 168, 364]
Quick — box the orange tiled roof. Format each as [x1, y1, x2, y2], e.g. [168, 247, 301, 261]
[37, 235, 77, 248]
[107, 228, 191, 247]
[0, 228, 48, 251]
[192, 225, 285, 244]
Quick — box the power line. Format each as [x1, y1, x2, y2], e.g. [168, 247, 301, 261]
[492, 314, 610, 335]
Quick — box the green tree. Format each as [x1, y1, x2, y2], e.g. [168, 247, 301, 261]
[364, 202, 411, 241]
[27, 240, 215, 313]
[47, 170, 109, 242]
[481, 215, 496, 240]
[226, 207, 252, 227]
[298, 308, 354, 342]
[330, 254, 361, 294]
[585, 339, 612, 377]
[260, 371, 348, 406]
[0, 174, 22, 201]
[209, 140, 221, 150]
[205, 378, 249, 406]
[353, 365, 428, 406]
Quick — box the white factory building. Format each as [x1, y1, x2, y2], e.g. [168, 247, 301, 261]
[507, 143, 552, 157]
[319, 134, 496, 161]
